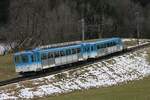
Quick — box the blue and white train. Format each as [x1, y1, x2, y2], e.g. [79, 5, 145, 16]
[13, 38, 124, 73]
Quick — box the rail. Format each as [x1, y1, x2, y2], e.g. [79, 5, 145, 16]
[0, 42, 150, 87]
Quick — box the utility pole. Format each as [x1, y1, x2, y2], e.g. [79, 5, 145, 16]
[81, 18, 85, 42]
[81, 2, 85, 42]
[136, 12, 140, 45]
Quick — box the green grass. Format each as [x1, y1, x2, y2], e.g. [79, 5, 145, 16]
[0, 54, 17, 81]
[37, 77, 150, 100]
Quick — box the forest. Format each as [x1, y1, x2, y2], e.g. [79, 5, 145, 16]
[0, 0, 150, 49]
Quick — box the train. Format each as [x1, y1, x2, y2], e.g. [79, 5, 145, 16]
[13, 37, 124, 73]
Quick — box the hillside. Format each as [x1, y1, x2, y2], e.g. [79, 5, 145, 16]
[0, 47, 150, 99]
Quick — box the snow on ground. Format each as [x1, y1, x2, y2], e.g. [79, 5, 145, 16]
[0, 48, 150, 100]
[0, 43, 14, 55]
[122, 38, 149, 42]
[123, 38, 150, 46]
[0, 44, 6, 55]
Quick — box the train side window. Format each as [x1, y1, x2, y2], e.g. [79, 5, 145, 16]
[58, 51, 61, 57]
[54, 52, 59, 58]
[87, 47, 90, 52]
[101, 44, 104, 48]
[70, 49, 72, 55]
[60, 51, 65, 56]
[99, 45, 101, 49]
[104, 43, 106, 48]
[102, 44, 105, 48]
[106, 43, 108, 47]
[110, 42, 113, 46]
[72, 49, 76, 54]
[66, 50, 69, 55]
[108, 43, 110, 47]
[91, 46, 94, 51]
[97, 44, 100, 49]
[57, 51, 59, 57]
[113, 42, 115, 46]
[84, 47, 86, 52]
[107, 43, 109, 47]
[37, 54, 40, 61]
[105, 43, 107, 48]
[110, 43, 112, 46]
[113, 42, 116, 45]
[63, 51, 65, 56]
[77, 48, 81, 53]
[103, 44, 105, 48]
[48, 52, 53, 58]
[99, 44, 102, 49]
[41, 53, 47, 60]
[66, 49, 71, 55]
[111, 42, 114, 46]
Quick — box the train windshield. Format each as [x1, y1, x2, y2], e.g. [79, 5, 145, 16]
[14, 54, 29, 64]
[21, 55, 29, 63]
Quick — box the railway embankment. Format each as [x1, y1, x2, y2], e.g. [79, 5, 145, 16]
[0, 47, 150, 100]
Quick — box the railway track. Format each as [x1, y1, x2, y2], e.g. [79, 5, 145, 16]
[0, 42, 150, 87]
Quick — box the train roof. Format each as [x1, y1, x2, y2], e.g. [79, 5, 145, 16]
[86, 37, 121, 44]
[14, 51, 33, 56]
[38, 37, 121, 53]
[14, 44, 81, 55]
[36, 41, 81, 50]
[14, 37, 122, 55]
[38, 44, 81, 53]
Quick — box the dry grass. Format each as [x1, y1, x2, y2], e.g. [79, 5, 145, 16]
[37, 76, 150, 100]
[124, 40, 138, 47]
[0, 54, 17, 81]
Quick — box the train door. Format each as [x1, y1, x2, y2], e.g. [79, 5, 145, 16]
[82, 43, 90, 60]
[15, 54, 30, 72]
[41, 52, 49, 69]
[86, 45, 90, 58]
[30, 53, 42, 71]
[66, 49, 72, 64]
[90, 44, 96, 58]
[77, 47, 82, 61]
[48, 52, 55, 67]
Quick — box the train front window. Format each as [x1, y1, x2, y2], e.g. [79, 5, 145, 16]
[21, 55, 29, 63]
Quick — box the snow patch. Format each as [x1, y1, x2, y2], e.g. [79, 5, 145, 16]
[0, 49, 150, 99]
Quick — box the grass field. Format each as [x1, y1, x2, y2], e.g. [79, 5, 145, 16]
[0, 42, 150, 100]
[38, 77, 150, 100]
[0, 54, 17, 81]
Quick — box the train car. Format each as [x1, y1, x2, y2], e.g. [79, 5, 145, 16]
[14, 44, 83, 73]
[14, 50, 41, 72]
[88, 37, 123, 58]
[13, 37, 124, 73]
[80, 37, 123, 59]
[39, 44, 82, 70]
